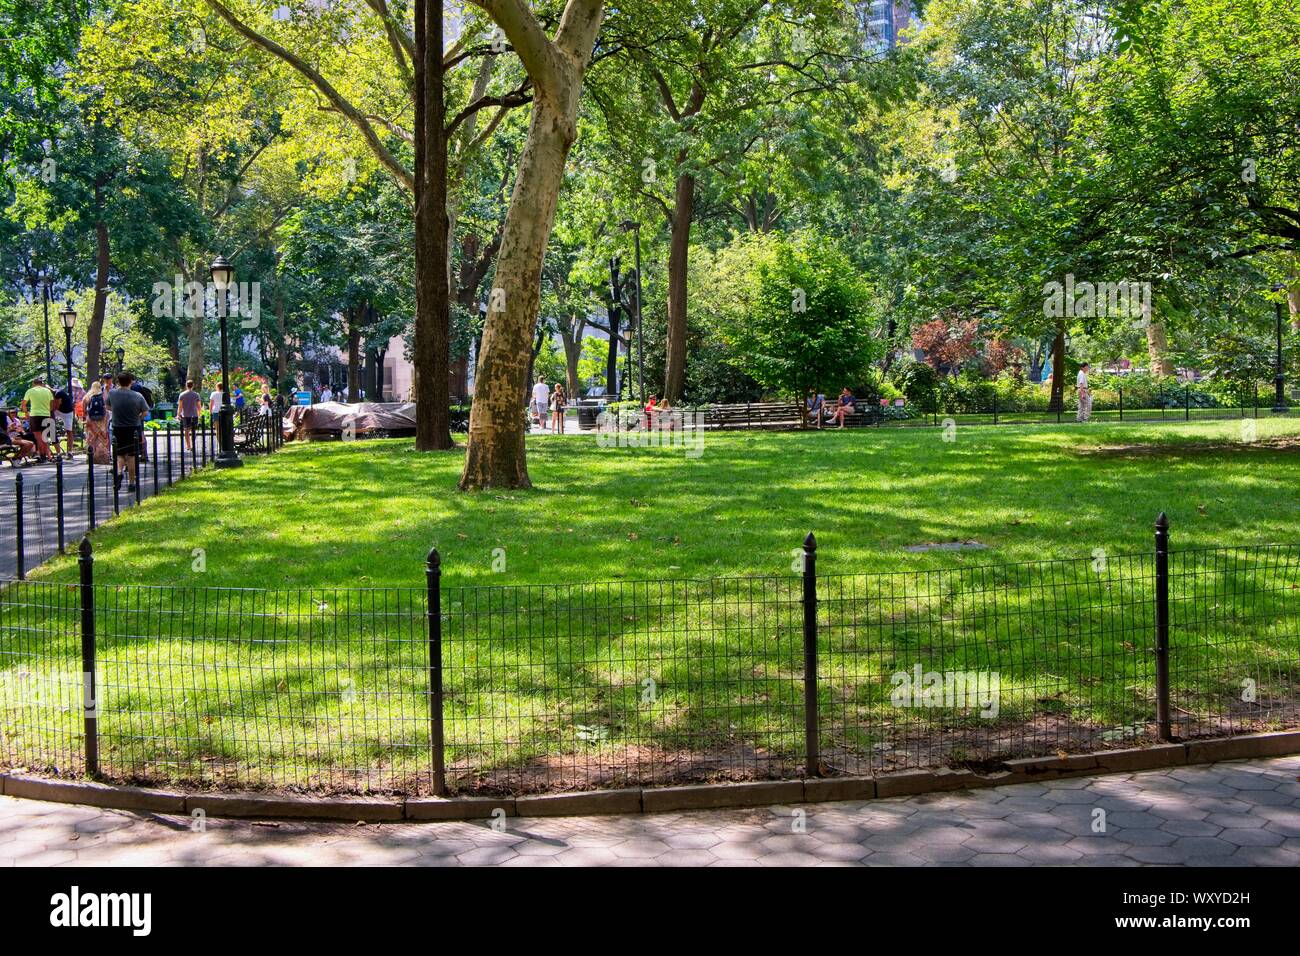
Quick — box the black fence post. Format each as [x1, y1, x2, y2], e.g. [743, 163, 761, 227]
[992, 393, 998, 425]
[427, 547, 447, 796]
[179, 425, 186, 480]
[1154, 512, 1172, 742]
[152, 426, 159, 494]
[802, 532, 820, 777]
[192, 423, 199, 471]
[1184, 384, 1190, 421]
[111, 440, 120, 516]
[166, 424, 173, 486]
[1119, 385, 1124, 422]
[15, 472, 24, 580]
[87, 452, 96, 531]
[79, 536, 98, 778]
[55, 456, 65, 553]
[134, 436, 142, 504]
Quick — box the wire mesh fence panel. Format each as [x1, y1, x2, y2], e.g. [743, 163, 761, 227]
[90, 585, 431, 793]
[442, 577, 804, 794]
[818, 553, 1158, 775]
[1168, 546, 1300, 739]
[0, 580, 83, 776]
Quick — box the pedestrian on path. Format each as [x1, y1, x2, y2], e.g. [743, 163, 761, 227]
[551, 384, 566, 434]
[532, 378, 549, 431]
[1076, 362, 1093, 423]
[20, 375, 54, 461]
[178, 380, 202, 451]
[107, 371, 149, 492]
[83, 380, 111, 465]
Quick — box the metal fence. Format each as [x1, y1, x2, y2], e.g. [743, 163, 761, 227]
[1, 417, 282, 580]
[1, 516, 1297, 797]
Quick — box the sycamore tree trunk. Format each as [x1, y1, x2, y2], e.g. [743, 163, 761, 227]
[462, 102, 573, 488]
[662, 169, 695, 403]
[460, 0, 604, 490]
[414, 0, 453, 449]
[1146, 318, 1175, 375]
[1288, 282, 1299, 333]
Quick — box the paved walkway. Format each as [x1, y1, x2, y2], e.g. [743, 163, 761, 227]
[2, 756, 1297, 866]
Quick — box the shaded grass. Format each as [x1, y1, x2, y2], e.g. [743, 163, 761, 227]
[3, 419, 1299, 793]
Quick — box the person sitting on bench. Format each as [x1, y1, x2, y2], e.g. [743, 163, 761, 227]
[828, 387, 857, 428]
[4, 411, 36, 462]
[806, 391, 825, 424]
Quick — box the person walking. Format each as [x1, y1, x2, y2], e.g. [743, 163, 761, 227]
[178, 380, 202, 451]
[107, 371, 149, 492]
[51, 379, 75, 457]
[209, 383, 224, 420]
[1076, 362, 1093, 423]
[550, 383, 566, 434]
[20, 375, 55, 461]
[320, 383, 334, 404]
[531, 377, 549, 431]
[83, 379, 111, 465]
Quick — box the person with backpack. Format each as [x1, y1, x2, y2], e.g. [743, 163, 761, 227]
[83, 379, 111, 464]
[51, 381, 75, 457]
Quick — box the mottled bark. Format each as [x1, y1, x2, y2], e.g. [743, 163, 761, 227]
[460, 0, 605, 489]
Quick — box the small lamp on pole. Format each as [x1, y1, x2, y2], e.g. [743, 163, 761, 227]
[60, 302, 77, 452]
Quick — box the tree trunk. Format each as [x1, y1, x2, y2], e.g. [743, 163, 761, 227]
[662, 170, 695, 402]
[413, 0, 452, 450]
[1288, 282, 1299, 333]
[606, 258, 621, 395]
[559, 315, 584, 397]
[459, 0, 604, 489]
[87, 183, 110, 384]
[1048, 326, 1066, 411]
[347, 313, 361, 401]
[461, 102, 579, 488]
[1146, 319, 1175, 375]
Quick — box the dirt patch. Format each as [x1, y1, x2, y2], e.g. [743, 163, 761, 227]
[1079, 436, 1300, 459]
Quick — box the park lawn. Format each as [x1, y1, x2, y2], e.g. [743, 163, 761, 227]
[20, 415, 1300, 588]
[4, 417, 1300, 794]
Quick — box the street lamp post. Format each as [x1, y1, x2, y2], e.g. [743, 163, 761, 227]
[59, 302, 76, 452]
[1273, 283, 1288, 413]
[115, 347, 125, 374]
[620, 220, 644, 402]
[42, 277, 53, 382]
[210, 255, 243, 468]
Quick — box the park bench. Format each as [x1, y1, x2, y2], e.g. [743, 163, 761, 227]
[235, 413, 274, 453]
[702, 402, 804, 430]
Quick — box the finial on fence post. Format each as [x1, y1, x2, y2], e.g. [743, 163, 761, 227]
[78, 535, 93, 559]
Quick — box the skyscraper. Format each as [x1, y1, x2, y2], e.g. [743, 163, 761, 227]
[858, 0, 913, 53]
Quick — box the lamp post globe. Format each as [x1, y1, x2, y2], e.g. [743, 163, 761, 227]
[210, 255, 243, 467]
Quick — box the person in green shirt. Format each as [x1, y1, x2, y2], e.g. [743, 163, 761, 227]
[20, 375, 55, 460]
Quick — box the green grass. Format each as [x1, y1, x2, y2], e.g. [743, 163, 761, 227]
[3, 418, 1299, 794]
[19, 416, 1300, 586]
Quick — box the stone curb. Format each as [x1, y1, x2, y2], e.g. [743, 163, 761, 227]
[3, 730, 1297, 823]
